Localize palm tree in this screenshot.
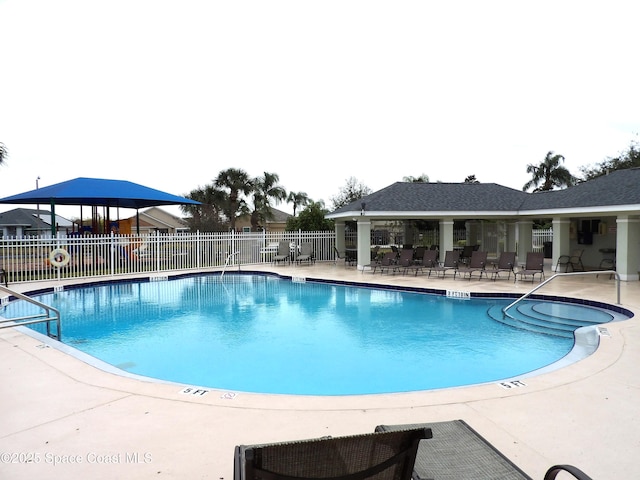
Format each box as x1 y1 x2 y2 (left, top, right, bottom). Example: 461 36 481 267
287 191 310 217
182 184 228 231
0 142 7 166
523 151 575 192
251 172 287 231
215 168 253 231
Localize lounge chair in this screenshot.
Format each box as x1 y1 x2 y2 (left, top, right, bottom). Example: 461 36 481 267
372 251 397 274
554 249 584 272
491 251 516 280
375 420 593 480
455 250 487 280
514 251 545 283
234 427 431 480
296 243 314 265
431 250 460 278
393 248 415 274
273 241 291 265
406 249 438 276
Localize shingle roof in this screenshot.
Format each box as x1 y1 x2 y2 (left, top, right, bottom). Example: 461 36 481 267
520 168 640 210
331 182 529 215
0 208 72 228
328 168 640 216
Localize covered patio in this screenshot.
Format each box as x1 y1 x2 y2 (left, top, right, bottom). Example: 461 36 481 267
328 170 640 281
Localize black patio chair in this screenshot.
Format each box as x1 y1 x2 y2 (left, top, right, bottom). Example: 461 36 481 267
234 427 431 480
376 420 593 480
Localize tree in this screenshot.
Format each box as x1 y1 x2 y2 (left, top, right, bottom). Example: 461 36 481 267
287 191 311 217
250 172 287 231
402 174 429 182
286 201 334 231
464 174 479 183
579 140 640 180
523 151 575 192
330 177 372 210
215 168 253 231
181 184 228 231
0 142 7 166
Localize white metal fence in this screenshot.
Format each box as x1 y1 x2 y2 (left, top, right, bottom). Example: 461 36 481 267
0 231 337 284
0 228 554 284
532 228 553 252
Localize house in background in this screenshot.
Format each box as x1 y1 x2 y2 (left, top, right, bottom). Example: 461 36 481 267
0 208 75 237
118 206 190 235
235 207 291 233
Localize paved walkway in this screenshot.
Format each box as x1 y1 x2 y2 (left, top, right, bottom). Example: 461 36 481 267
1 262 638 479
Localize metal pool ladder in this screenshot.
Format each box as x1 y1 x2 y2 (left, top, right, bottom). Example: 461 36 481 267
221 251 240 278
502 270 620 319
0 285 62 340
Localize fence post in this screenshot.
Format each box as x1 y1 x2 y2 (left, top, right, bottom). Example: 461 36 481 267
155 232 161 272
109 231 115 276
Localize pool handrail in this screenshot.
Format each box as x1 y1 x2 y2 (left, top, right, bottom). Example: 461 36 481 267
503 270 620 318
221 251 241 278
0 285 62 340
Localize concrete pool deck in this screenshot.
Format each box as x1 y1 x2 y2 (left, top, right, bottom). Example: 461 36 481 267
1 261 638 479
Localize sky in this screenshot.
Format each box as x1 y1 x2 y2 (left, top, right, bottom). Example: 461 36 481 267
1 0 639 220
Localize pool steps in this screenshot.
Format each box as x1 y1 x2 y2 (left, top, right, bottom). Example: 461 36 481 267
486 302 612 339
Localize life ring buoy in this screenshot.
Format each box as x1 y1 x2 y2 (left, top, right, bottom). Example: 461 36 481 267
49 248 71 267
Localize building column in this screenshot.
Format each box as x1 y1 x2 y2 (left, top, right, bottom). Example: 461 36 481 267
334 222 346 258
357 219 372 271
505 221 517 253
616 216 640 281
516 220 533 264
552 218 571 270
439 219 454 259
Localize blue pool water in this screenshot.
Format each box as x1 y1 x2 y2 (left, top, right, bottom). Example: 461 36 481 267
7 273 620 395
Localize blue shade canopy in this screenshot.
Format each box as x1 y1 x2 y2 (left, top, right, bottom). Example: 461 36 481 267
0 177 200 209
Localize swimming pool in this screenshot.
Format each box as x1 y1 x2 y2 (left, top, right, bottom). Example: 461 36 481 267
9 273 628 395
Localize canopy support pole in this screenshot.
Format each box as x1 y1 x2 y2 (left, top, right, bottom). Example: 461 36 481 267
50 200 56 237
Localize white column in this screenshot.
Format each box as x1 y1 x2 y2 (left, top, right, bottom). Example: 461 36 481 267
516 220 533 265
616 216 640 281
335 222 346 256
552 218 571 270
357 219 372 271
439 219 454 259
